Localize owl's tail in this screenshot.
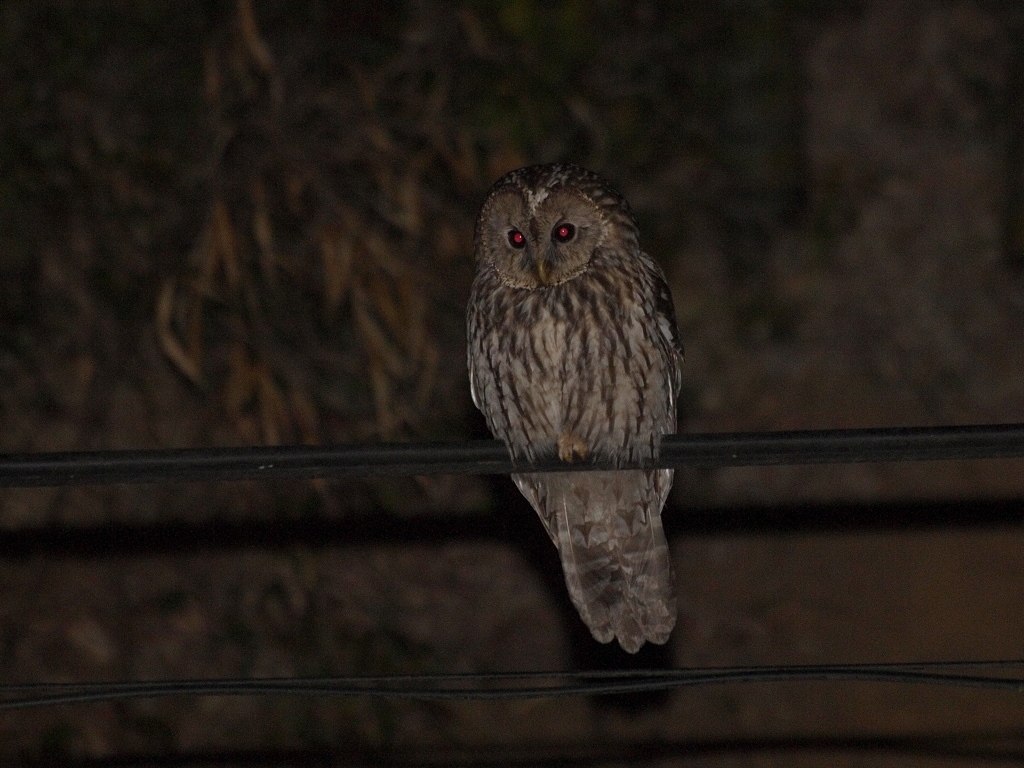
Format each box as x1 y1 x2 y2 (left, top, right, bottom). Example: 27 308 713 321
513 470 677 654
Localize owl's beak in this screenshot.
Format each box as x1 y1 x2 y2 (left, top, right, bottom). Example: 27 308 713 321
535 256 550 285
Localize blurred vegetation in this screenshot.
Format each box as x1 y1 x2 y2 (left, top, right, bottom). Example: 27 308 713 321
0 0 830 453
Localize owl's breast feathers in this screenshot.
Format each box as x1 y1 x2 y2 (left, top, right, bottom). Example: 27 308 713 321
467 256 680 467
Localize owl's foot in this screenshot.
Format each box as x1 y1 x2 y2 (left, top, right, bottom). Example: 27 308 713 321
557 432 589 463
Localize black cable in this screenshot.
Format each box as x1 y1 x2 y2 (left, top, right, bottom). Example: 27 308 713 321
21 735 1024 767
4 661 1024 710
2 423 1024 488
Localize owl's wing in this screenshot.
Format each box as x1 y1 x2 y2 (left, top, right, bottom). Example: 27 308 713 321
468 355 481 411
649 258 684 397
466 299 486 413
654 283 683 357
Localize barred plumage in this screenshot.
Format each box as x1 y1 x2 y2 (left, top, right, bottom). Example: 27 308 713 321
467 163 683 653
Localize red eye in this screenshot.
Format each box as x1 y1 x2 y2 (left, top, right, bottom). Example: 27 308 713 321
508 229 526 248
553 223 575 243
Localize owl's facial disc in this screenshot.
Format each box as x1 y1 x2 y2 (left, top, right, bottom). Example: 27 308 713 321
483 187 603 289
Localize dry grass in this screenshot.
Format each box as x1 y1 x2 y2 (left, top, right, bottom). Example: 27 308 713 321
158 0 484 442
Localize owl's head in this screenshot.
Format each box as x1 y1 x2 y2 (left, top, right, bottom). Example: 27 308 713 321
474 164 639 290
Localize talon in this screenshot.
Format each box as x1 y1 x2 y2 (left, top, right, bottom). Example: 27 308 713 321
557 432 589 463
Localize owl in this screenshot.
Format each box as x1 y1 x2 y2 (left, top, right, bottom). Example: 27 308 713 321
467 163 684 653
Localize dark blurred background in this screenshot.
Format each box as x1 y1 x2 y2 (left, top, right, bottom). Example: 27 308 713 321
4 0 1024 764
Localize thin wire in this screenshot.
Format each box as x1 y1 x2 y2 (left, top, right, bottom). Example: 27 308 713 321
4 661 1024 710
2 423 1024 487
